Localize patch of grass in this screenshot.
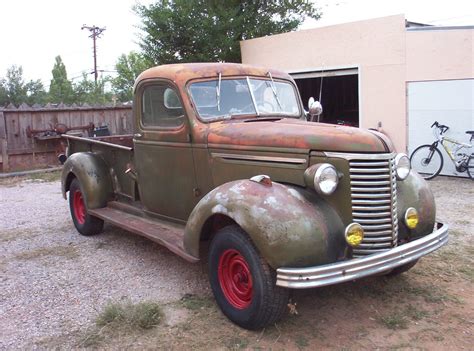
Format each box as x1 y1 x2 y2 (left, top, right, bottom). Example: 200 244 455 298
405 305 429 321
294 334 309 349
458 265 474 282
225 336 249 350
379 312 409 330
96 301 163 330
79 329 105 348
1 228 39 243
0 170 61 186
27 171 61 182
15 245 79 260
179 293 214 311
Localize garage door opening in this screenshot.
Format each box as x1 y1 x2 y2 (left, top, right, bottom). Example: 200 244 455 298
292 69 359 127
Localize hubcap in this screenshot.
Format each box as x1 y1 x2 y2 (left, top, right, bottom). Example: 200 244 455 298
218 249 253 309
73 190 86 225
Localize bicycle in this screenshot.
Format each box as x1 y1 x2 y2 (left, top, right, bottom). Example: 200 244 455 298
410 121 474 180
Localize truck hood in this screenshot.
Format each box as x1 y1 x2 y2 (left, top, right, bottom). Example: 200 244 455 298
207 118 392 153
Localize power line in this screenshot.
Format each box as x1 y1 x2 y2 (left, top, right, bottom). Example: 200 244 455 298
81 24 106 84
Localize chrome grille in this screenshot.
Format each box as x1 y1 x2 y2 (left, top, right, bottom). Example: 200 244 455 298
349 156 398 256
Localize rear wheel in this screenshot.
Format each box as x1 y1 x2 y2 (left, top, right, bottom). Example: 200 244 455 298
69 178 104 236
208 225 289 330
410 145 443 180
467 156 474 180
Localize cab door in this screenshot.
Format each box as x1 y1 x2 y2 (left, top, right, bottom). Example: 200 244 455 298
133 80 197 221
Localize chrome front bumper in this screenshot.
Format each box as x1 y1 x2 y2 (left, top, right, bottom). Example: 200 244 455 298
276 222 448 289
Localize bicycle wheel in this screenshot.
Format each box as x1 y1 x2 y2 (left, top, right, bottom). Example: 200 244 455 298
410 145 443 180
467 156 474 180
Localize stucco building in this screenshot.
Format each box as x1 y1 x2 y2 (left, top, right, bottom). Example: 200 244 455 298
241 15 473 176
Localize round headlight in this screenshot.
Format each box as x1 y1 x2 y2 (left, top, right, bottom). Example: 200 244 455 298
404 207 419 229
314 164 339 195
345 223 364 247
395 153 411 180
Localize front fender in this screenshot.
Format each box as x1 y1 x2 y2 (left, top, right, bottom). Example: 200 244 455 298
184 180 346 269
397 171 436 240
61 152 113 209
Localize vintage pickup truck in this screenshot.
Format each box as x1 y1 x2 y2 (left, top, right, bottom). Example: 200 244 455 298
60 63 448 330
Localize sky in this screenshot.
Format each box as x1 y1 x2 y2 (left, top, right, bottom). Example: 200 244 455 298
0 0 472 88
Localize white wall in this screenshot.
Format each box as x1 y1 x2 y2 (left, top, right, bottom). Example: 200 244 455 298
407 79 474 177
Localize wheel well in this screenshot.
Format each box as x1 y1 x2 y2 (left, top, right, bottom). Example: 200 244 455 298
64 172 76 193
199 214 236 257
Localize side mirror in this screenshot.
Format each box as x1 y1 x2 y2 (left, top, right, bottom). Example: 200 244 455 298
308 97 323 121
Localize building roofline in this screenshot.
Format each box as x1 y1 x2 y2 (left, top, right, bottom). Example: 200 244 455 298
407 25 474 31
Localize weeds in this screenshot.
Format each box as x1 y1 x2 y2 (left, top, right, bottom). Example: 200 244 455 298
380 313 409 330
225 336 249 350
295 334 309 349
179 293 214 311
96 301 163 330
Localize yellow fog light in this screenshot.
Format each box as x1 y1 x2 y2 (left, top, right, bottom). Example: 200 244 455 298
345 223 364 247
405 207 419 229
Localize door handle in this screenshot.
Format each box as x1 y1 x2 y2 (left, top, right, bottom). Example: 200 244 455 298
134 133 143 139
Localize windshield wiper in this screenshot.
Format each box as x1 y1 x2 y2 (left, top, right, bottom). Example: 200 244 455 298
216 72 222 111
267 71 283 110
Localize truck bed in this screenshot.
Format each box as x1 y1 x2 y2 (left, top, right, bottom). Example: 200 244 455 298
63 134 136 200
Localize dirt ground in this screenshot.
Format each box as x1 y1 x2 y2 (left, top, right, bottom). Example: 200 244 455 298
0 173 473 350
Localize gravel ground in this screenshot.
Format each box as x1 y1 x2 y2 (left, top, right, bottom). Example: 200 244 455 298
0 176 472 349
0 179 209 349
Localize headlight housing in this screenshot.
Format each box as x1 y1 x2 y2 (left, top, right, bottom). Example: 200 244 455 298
395 153 410 180
404 207 419 229
314 164 339 195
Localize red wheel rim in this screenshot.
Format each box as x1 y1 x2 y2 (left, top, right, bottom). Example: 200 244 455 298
73 190 86 225
218 249 253 309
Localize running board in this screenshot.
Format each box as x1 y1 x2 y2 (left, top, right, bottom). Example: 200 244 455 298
88 207 198 263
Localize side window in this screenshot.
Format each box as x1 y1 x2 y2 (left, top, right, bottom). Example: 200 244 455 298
142 84 184 128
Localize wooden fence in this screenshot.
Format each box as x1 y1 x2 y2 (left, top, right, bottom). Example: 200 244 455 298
0 103 133 172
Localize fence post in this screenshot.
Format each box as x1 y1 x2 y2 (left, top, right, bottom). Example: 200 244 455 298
1 138 8 172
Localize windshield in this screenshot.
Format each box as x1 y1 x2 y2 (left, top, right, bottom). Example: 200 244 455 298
189 78 300 121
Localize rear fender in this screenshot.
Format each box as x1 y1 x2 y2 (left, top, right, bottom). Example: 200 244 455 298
184 179 345 268
61 152 113 209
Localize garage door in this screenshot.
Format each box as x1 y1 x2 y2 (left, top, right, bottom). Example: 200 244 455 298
407 79 474 177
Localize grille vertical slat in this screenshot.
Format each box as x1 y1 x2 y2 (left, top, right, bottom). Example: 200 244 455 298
349 156 398 257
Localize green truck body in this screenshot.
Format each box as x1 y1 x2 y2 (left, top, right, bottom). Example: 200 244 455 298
60 63 448 329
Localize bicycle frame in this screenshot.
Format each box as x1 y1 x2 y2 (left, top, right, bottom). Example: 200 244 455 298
432 127 473 167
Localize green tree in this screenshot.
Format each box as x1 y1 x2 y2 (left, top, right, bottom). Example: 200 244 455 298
0 66 48 106
49 56 74 104
4 66 27 106
0 78 8 106
112 51 152 102
135 0 321 64
73 73 113 105
25 80 48 105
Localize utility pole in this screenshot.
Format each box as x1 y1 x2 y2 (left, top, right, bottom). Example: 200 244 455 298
81 25 106 83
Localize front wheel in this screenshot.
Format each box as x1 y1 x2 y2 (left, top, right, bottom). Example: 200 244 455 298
208 225 289 330
69 178 104 236
410 145 443 180
467 156 474 180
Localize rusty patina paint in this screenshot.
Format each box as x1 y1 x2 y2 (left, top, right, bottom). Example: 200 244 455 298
61 152 114 209
396 171 436 241
62 62 442 269
184 179 346 268
207 119 387 153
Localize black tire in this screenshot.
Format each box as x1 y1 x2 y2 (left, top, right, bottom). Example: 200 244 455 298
467 156 474 180
69 178 104 236
385 260 418 276
208 225 289 330
410 145 443 180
